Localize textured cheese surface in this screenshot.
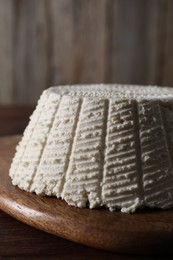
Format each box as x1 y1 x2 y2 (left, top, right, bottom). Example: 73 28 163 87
9 84 173 213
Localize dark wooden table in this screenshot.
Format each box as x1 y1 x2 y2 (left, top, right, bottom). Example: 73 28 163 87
0 107 170 259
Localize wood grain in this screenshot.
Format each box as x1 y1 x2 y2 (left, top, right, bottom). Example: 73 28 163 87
13 0 48 104
1 136 173 255
163 0 173 86
47 0 74 86
70 0 107 84
106 0 163 85
0 210 144 259
0 0 173 105
0 0 13 105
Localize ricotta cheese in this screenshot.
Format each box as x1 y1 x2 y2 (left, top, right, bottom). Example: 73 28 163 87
9 84 173 213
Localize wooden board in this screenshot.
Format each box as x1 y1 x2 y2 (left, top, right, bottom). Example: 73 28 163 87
1 135 173 255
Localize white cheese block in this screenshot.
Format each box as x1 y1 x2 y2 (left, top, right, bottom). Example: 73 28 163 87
9 84 173 213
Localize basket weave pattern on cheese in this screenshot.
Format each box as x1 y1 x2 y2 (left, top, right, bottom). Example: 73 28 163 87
9 84 173 213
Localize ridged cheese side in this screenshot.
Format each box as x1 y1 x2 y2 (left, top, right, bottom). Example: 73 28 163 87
9 91 48 180
139 101 173 208
9 85 173 213
30 96 81 197
62 98 107 208
102 100 142 213
10 91 61 190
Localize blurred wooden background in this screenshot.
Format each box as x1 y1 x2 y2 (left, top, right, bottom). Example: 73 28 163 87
0 0 173 105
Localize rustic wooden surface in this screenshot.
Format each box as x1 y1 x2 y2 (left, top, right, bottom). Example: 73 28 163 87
0 108 173 258
1 136 173 257
1 136 173 255
0 0 173 105
0 108 142 260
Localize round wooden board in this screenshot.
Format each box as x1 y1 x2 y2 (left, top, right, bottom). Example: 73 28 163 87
0 135 173 255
